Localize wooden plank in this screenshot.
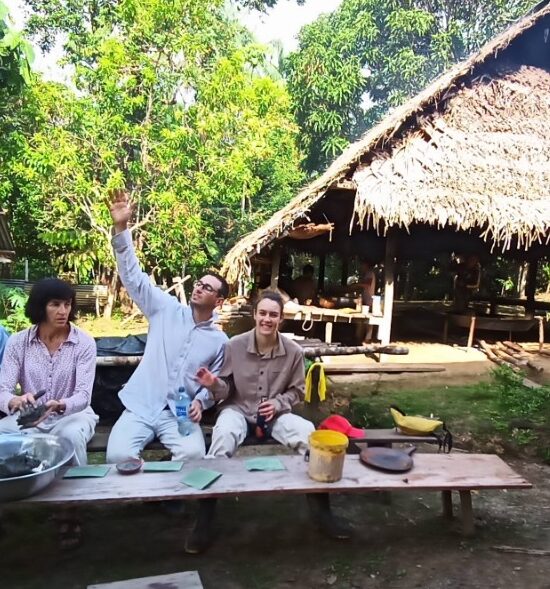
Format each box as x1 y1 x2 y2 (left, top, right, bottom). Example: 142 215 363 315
87 571 202 589
353 429 439 445
20 454 531 505
323 363 444 374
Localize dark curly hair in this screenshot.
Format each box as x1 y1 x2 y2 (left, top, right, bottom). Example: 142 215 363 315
25 278 77 324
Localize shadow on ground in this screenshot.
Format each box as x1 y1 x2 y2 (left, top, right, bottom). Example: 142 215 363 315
2 460 549 589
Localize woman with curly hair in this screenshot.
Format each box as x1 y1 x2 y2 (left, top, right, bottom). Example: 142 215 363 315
0 278 98 466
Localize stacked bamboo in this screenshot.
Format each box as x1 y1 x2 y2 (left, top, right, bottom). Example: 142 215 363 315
478 339 545 388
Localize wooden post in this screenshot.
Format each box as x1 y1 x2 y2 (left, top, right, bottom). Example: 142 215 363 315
324 321 333 344
459 490 475 536
443 316 449 344
270 246 282 290
525 259 537 314
378 232 397 345
467 315 476 348
441 490 454 519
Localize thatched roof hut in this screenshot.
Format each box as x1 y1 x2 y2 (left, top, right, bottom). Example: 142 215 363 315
222 0 550 297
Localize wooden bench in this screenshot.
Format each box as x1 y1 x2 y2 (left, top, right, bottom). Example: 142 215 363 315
86 425 437 454
86 424 279 454
20 453 531 537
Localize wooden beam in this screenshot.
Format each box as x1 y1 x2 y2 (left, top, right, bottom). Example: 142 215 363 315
330 179 356 191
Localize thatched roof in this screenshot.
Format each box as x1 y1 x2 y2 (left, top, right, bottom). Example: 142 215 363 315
222 1 550 286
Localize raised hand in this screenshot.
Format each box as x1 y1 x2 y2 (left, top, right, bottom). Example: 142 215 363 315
109 188 133 232
195 367 218 389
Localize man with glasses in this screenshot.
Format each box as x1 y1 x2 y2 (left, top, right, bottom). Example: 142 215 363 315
105 190 229 464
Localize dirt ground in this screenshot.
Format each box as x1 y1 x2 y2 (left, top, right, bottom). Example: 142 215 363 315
4 320 549 588
2 454 549 589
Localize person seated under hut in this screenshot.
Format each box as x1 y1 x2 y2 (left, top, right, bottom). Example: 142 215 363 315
188 290 351 554
291 263 318 305
452 254 481 313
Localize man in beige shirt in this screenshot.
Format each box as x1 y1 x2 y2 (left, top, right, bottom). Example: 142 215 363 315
188 290 351 553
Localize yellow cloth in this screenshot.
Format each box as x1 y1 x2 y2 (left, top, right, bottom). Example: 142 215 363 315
305 362 327 403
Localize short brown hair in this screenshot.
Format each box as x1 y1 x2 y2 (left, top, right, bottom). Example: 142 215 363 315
253 290 284 315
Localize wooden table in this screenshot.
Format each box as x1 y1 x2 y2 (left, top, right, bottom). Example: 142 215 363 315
19 454 530 536
283 308 385 344
443 313 544 348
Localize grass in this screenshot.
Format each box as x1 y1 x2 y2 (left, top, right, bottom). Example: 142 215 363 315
349 383 498 433
76 313 148 337
347 366 550 460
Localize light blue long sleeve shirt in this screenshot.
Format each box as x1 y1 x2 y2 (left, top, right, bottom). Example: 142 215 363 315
112 229 227 423
0 325 9 366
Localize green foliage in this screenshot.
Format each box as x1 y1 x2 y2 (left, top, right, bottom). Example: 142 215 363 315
348 369 550 457
285 0 540 173
2 0 303 284
489 365 550 419
349 382 497 430
0 0 34 90
0 285 30 332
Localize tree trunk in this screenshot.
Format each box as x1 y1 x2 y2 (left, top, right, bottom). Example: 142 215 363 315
517 262 528 298
103 269 119 319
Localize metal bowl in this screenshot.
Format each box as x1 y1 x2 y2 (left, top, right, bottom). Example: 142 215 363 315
0 433 74 502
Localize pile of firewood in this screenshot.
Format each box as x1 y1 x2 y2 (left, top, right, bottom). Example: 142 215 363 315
478 340 546 387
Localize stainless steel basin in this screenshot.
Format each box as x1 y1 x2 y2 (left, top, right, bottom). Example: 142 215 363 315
0 433 74 502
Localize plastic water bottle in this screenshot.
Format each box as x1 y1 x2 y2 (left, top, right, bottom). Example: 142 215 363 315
175 387 193 436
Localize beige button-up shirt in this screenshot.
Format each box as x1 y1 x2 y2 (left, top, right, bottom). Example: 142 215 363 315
210 329 305 422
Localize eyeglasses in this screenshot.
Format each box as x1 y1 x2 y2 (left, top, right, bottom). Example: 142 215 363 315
193 280 219 295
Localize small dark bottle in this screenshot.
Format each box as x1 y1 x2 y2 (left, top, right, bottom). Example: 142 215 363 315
255 396 269 438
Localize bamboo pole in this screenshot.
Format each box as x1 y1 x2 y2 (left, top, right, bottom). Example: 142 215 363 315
493 347 528 368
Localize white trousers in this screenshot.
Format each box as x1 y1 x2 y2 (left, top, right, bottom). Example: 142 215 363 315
0 406 98 466
106 408 205 463
207 407 315 458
